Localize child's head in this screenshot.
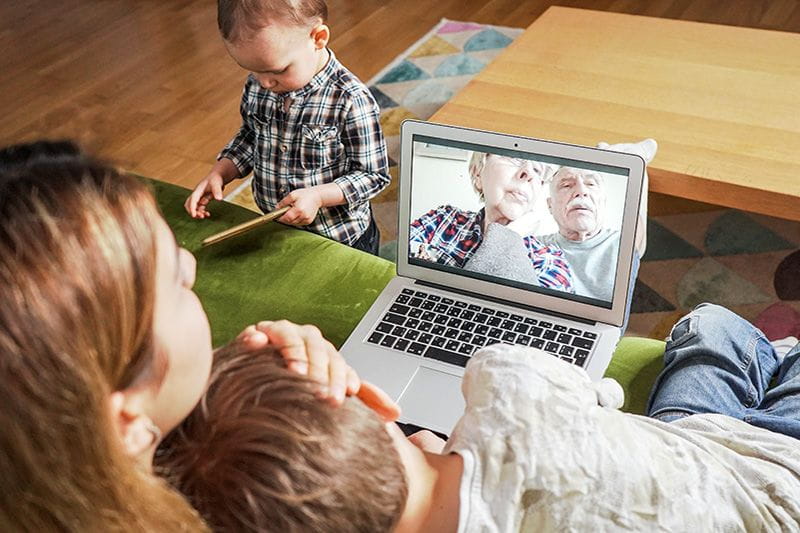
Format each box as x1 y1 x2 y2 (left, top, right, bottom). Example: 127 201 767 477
157 346 409 532
218 0 331 93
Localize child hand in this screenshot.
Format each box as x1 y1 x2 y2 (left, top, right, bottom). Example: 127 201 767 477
277 187 323 226
185 172 226 219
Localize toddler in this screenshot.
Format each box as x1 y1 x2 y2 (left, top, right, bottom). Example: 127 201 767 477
185 0 390 255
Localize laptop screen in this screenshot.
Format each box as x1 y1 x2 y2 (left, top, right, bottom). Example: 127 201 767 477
407 134 631 309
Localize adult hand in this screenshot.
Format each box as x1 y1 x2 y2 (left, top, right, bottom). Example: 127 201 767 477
277 187 323 226
233 321 400 419
185 172 226 219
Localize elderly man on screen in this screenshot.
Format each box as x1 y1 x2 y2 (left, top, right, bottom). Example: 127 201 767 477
539 139 657 315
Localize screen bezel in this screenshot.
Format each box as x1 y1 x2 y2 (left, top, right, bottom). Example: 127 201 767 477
396 120 645 327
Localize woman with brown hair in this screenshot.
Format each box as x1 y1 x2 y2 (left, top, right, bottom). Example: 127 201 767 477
0 140 389 530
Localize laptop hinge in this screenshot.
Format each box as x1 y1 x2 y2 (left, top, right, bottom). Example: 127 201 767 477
416 280 597 326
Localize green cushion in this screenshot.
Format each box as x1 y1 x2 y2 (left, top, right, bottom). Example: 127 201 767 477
153 180 665 414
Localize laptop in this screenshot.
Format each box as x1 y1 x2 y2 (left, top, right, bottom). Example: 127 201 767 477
341 120 645 434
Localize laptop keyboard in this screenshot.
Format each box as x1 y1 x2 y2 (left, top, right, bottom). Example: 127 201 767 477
366 288 597 368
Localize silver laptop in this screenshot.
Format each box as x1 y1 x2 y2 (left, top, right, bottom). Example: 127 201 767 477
341 120 645 434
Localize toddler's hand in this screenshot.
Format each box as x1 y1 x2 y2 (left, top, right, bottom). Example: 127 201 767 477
277 187 323 226
185 172 226 219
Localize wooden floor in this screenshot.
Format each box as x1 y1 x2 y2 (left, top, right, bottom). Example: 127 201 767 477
2 0 800 189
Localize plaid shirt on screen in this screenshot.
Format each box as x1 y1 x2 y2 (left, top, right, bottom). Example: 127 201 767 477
409 205 574 292
219 49 390 245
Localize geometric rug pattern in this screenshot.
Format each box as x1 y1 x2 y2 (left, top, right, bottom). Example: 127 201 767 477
226 19 800 342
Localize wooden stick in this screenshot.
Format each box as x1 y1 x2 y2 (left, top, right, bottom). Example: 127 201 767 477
201 206 290 247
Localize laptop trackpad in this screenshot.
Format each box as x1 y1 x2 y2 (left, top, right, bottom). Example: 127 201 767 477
398 366 466 435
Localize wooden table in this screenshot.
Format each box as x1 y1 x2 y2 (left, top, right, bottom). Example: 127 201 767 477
431 7 800 221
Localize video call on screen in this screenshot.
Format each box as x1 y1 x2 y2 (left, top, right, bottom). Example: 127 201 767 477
407 135 630 309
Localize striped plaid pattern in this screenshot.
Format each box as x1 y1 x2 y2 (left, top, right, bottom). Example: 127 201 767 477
220 50 390 245
409 205 574 292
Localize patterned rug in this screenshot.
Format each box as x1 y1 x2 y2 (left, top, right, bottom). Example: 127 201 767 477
226 19 800 341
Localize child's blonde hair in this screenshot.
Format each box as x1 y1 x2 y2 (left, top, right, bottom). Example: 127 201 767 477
218 0 328 41
157 345 408 532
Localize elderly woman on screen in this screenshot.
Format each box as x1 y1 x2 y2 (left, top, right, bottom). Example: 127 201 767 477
409 151 573 292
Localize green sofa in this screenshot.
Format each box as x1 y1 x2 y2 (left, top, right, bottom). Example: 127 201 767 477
154 180 666 415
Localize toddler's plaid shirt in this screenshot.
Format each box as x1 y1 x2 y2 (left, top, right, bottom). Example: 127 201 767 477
409 205 574 292
220 50 390 245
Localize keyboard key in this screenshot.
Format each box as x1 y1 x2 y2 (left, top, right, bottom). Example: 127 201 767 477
434 304 449 313
500 319 516 331
380 335 397 348
557 333 572 344
428 294 441 302
447 317 462 328
431 336 447 347
376 322 393 333
583 331 598 339
419 322 433 332
414 290 427 297
444 328 459 339
544 341 559 353
407 342 426 356
572 337 594 349
405 330 420 341
424 346 469 367
502 331 517 343
460 310 475 321
543 330 558 341
575 349 589 364
421 300 435 310
390 303 409 315
514 323 529 334
457 331 473 343
409 297 424 307
531 339 545 349
481 307 495 315
496 311 509 318
473 335 487 347
453 300 467 308
445 340 460 352
524 317 538 325
394 338 410 351
434 314 449 324
489 327 503 339
539 321 553 329
408 309 423 318
396 295 410 304
468 304 482 311
461 322 476 332
517 334 532 345
458 343 475 355
474 313 489 324
447 307 462 317
554 324 567 332
569 328 583 335
431 325 445 335
405 318 420 329
392 326 407 337
368 332 383 344
442 298 454 305
383 313 405 325
401 288 414 295
419 333 433 344
421 311 436 321
510 314 523 321
487 316 502 326
559 345 574 356
530 326 544 338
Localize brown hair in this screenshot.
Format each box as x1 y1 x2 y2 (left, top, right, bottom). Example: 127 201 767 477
218 0 328 42
0 141 207 531
157 346 408 532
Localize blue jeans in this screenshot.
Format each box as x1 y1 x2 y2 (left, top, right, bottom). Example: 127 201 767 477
647 303 800 440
